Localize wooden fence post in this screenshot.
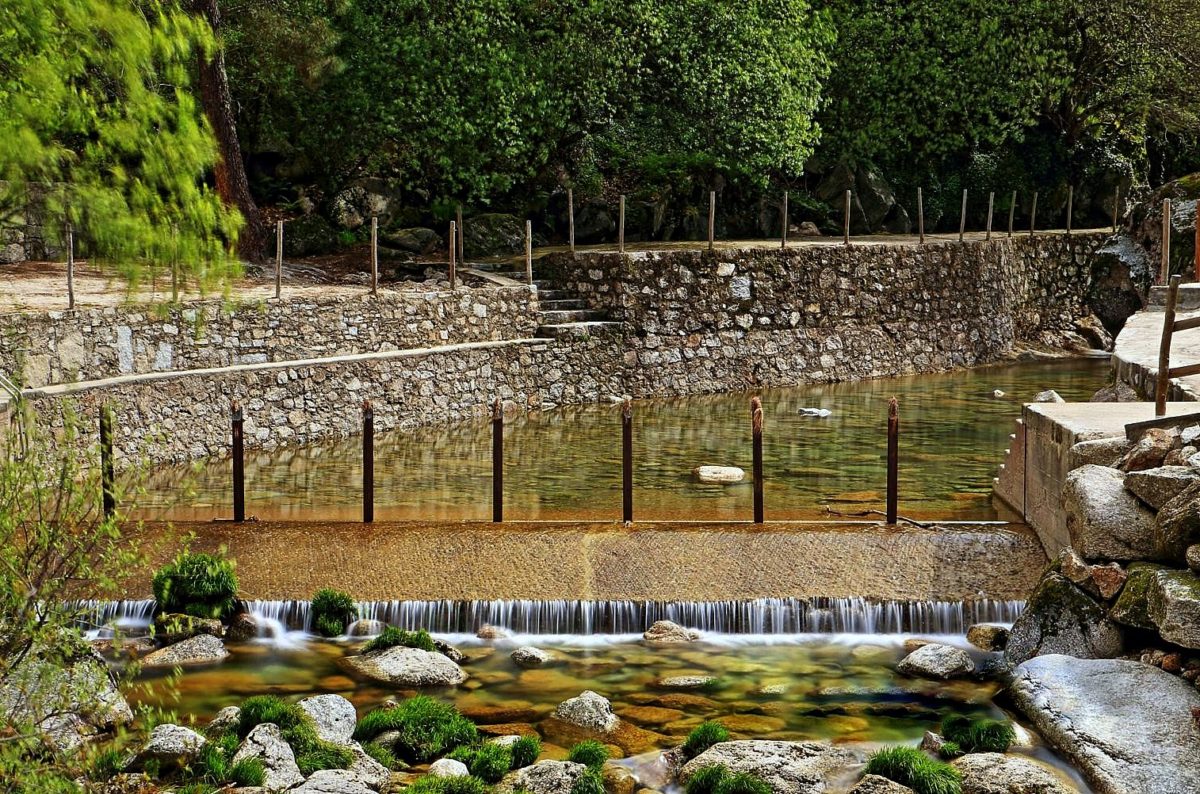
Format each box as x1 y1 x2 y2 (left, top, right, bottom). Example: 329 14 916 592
1066 186 1074 236
1162 199 1172 284
66 223 75 310
1113 186 1121 233
986 192 994 241
618 195 626 254
370 217 379 295
1008 191 1017 238
456 204 464 266
708 190 716 252
492 398 503 522
231 400 245 523
449 221 457 289
1029 191 1039 237
1195 199 1200 282
1157 274 1181 416
622 398 633 523
99 403 115 519
886 398 899 524
362 399 374 524
843 190 851 246
568 188 576 257
525 220 533 285
275 220 283 299
958 189 968 242
751 396 764 524
917 188 925 244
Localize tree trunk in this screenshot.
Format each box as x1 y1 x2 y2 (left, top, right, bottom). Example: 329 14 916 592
191 0 265 262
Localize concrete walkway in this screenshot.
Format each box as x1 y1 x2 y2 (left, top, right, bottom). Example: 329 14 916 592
1115 297 1200 401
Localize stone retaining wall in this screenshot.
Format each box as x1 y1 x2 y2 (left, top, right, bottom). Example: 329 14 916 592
0 285 538 388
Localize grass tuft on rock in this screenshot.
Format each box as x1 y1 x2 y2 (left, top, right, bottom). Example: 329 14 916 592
152 551 238 619
510 735 542 769
865 746 961 794
566 740 609 772
570 769 606 794
362 741 404 770
682 721 730 759
364 626 437 653
448 742 512 782
236 694 353 774
684 764 770 794
407 774 490 794
353 695 478 762
228 758 266 787
940 715 1015 754
311 588 358 638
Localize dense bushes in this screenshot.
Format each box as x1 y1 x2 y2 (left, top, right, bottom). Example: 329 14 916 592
864 747 961 794
353 695 477 763
310 588 358 637
152 552 239 619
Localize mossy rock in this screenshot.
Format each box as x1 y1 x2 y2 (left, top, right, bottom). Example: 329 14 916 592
1147 568 1200 649
1006 572 1124 665
1109 562 1167 629
284 214 342 257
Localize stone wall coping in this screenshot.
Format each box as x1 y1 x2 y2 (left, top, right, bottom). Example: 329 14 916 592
20 337 549 398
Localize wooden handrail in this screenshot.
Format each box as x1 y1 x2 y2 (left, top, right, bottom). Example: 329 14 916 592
1157 274 1183 415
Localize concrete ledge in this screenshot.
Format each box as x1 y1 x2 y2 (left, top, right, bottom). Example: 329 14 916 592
126 520 1049 602
1114 307 1200 401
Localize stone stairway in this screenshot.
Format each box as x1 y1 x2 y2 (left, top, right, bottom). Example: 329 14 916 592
482 265 620 338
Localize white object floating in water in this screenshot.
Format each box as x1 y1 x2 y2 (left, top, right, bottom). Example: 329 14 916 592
693 465 746 484
798 407 832 417
992 389 1006 398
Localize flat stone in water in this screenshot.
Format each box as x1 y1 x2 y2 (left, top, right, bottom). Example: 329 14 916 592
653 675 717 690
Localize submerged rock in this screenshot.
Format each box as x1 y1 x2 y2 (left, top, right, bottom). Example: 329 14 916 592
553 690 618 733
678 741 858 794
341 646 467 687
643 621 699 644
1009 655 1200 794
692 465 745 484
142 634 229 667
511 646 556 669
1033 389 1065 403
233 723 304 791
654 676 718 690
1064 465 1158 561
951 752 1073 794
895 643 975 680
1006 573 1123 665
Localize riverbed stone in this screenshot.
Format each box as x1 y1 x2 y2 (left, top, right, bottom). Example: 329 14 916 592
1008 655 1200 794
225 612 264 643
298 694 357 744
1118 427 1180 472
208 705 241 734
678 741 858 794
477 625 511 640
348 619 386 637
1124 466 1200 510
495 760 589 794
1064 465 1159 561
1155 480 1200 562
951 753 1073 794
1006 573 1124 665
512 646 556 669
130 723 207 771
850 775 914 793
896 643 975 680
692 465 745 484
1147 568 1200 649
289 770 376 794
966 624 1009 652
233 723 304 792
653 676 718 690
429 758 470 777
142 634 229 667
153 613 224 644
0 649 133 746
553 691 618 733
643 620 699 643
341 646 467 687
1033 389 1065 403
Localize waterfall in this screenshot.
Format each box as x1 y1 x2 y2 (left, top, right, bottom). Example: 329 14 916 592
73 599 156 637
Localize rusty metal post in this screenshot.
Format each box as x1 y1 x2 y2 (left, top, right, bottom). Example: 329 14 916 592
1162 199 1172 284
66 223 75 310
622 398 633 523
917 188 925 244
708 190 716 252
843 190 851 246
449 220 457 289
99 403 115 519
568 188 576 257
780 191 788 249
1008 191 1017 238
1029 191 1038 237
275 220 283 299
985 192 994 240
363 399 374 523
1157 275 1181 416
232 401 245 523
492 398 503 522
1066 186 1074 236
456 204 464 266
751 396 764 524
618 195 626 254
958 188 968 242
525 221 533 285
370 216 379 295
886 397 899 524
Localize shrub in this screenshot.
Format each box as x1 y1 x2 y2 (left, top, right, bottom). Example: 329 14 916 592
237 694 354 774
90 748 125 781
152 551 239 619
364 626 437 653
570 769 605 794
864 747 962 794
311 588 358 638
353 695 478 762
567 740 609 771
510 735 542 769
683 722 730 760
229 758 266 787
937 741 963 760
362 741 402 770
449 743 512 783
940 715 1015 754
407 775 490 794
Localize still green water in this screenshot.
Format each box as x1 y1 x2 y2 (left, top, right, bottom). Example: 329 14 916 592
142 358 1108 522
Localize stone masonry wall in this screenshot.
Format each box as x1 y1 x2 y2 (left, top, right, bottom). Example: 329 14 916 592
0 285 539 388
541 234 1106 396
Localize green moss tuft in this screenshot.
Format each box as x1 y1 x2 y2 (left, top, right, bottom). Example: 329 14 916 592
364 626 437 653
570 769 605 794
448 742 512 782
237 694 353 774
510 735 542 769
311 588 358 638
407 775 490 794
865 746 961 794
941 715 1014 754
685 764 729 794
228 758 266 787
683 721 730 760
566 740 609 772
362 741 403 770
353 695 477 762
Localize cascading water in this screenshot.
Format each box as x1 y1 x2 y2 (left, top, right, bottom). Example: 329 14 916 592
74 599 156 637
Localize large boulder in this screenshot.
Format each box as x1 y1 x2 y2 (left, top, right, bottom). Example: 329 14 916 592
1006 573 1124 665
1063 465 1158 561
462 213 527 257
340 646 467 687
1068 437 1131 469
289 769 376 794
382 228 442 255
1118 428 1179 472
1124 466 1200 510
1009 655 1200 794
951 753 1074 794
553 690 618 733
849 776 914 794
679 741 858 794
129 723 207 771
232 723 305 791
1155 480 1200 561
141 634 229 667
1108 562 1166 629
298 694 357 745
1147 568 1200 649
1132 176 1199 286
643 621 700 644
1088 235 1150 336
895 643 975 680
495 760 590 794
225 612 264 643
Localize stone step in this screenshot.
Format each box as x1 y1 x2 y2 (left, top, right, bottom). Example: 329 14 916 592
539 309 604 324
538 289 574 301
539 298 586 311
535 321 623 339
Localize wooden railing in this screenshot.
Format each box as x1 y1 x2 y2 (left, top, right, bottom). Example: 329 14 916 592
1155 274 1200 414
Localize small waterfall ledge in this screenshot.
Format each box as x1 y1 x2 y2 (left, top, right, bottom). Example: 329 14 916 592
84 597 1023 637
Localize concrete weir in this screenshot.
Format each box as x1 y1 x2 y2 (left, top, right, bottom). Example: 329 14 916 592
129 520 1046 603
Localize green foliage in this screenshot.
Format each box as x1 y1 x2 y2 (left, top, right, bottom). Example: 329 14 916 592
940 715 1016 755
938 741 963 760
407 774 490 794
362 741 403 771
684 765 769 794
229 758 267 787
510 735 542 769
91 748 126 781
716 773 773 794
566 740 608 772
865 747 962 794
449 742 512 783
237 695 353 774
682 722 730 760
353 696 478 762
311 588 358 638
570 769 606 794
152 552 239 620
0 0 240 286
364 626 436 653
